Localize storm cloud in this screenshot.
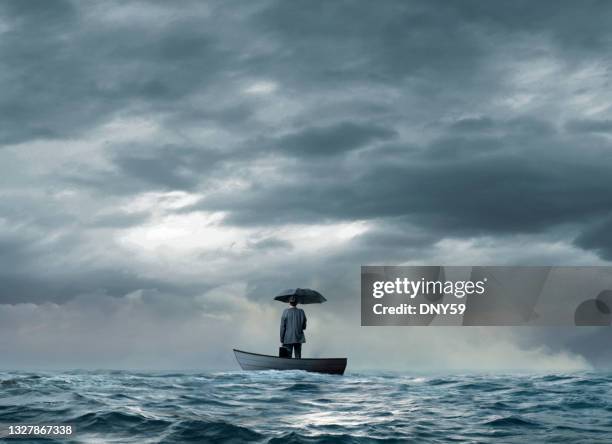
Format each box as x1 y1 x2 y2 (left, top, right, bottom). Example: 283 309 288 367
1 0 612 370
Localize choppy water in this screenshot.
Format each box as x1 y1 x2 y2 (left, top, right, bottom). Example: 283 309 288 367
1 370 611 443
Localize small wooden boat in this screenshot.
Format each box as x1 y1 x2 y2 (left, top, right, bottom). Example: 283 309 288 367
233 349 347 375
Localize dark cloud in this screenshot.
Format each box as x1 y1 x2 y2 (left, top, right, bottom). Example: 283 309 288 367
0 228 205 304
566 119 612 134
252 0 488 86
62 144 228 194
452 0 612 52
248 237 293 251
0 0 76 31
447 117 556 138
575 217 612 261
88 211 151 228
352 222 438 251
113 146 204 190
274 122 397 158
448 117 497 133
0 0 233 145
0 269 186 305
189 125 612 238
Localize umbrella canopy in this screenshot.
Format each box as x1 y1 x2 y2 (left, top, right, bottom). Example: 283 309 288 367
274 288 327 304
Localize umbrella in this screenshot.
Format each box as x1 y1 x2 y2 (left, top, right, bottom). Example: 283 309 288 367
274 288 327 304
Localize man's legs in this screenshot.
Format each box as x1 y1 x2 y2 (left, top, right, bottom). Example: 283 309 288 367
294 343 302 359
281 344 291 358
283 344 301 358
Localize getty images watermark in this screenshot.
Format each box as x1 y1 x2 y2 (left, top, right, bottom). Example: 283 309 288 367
361 266 612 326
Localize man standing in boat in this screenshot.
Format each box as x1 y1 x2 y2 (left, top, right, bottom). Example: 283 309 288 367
280 296 307 358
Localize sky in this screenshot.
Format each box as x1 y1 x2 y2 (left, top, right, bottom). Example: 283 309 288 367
1 0 612 371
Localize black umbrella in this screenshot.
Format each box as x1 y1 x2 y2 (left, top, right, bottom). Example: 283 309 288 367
274 288 327 304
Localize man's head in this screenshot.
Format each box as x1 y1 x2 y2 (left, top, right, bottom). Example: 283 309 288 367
289 296 298 307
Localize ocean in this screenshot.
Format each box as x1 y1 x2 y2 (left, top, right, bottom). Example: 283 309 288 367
1 370 611 443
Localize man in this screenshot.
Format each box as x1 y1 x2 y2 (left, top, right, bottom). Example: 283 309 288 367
280 296 307 358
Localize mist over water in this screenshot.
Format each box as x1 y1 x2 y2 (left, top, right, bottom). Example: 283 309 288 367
1 370 611 443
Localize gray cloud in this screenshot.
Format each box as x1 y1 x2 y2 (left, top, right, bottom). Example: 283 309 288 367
0 0 235 145
575 217 612 260
113 146 209 191
0 228 201 305
274 122 397 158
88 210 152 228
248 237 293 251
566 119 612 134
189 124 612 237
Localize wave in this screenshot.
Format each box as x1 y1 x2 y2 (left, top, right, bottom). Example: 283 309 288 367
484 416 540 427
72 410 172 433
0 375 44 387
539 374 576 382
427 378 457 386
563 400 604 409
1 371 611 443
268 431 402 443
456 381 505 392
166 420 263 442
282 382 321 392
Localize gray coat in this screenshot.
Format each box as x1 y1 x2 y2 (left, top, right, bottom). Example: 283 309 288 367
280 307 307 344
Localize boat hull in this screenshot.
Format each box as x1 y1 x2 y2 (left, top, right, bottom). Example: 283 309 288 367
233 349 347 375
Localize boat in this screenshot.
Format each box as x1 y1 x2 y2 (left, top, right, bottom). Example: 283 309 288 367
233 349 347 375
